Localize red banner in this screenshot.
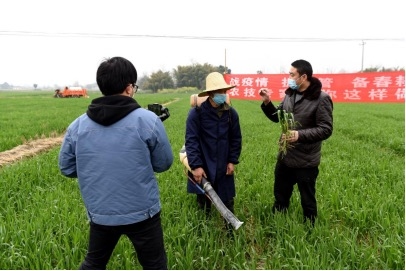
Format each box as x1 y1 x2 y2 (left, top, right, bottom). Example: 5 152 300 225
224 71 405 103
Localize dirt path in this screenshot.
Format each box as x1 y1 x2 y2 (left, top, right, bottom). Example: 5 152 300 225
0 136 64 167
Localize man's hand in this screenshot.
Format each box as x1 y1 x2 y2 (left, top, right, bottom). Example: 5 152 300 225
192 167 206 184
259 88 271 105
226 163 235 175
282 130 299 143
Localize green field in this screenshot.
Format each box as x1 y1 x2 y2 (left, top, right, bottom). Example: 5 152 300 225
0 91 404 269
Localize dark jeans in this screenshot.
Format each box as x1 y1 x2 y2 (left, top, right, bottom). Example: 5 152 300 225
79 212 167 270
273 161 319 224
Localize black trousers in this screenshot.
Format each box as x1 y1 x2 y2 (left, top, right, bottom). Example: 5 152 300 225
79 212 167 270
273 161 319 223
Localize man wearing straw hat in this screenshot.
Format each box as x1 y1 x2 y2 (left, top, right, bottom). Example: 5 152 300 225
185 72 242 230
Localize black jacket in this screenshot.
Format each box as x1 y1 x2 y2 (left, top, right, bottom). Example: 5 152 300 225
261 77 333 168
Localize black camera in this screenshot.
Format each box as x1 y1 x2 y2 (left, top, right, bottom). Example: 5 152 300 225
147 103 170 122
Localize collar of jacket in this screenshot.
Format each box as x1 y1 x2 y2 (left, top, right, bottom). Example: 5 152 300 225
285 77 322 100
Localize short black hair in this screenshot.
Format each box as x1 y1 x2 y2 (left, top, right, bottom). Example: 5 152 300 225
96 56 137 96
291 59 313 79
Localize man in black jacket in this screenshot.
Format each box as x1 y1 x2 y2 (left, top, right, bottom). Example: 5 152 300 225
259 59 333 226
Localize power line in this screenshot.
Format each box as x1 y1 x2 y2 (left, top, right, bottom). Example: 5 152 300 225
0 30 404 42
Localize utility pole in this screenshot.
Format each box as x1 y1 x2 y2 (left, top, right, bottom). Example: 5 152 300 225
224 48 227 74
360 40 366 72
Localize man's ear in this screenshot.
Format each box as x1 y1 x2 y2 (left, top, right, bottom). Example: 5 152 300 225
303 74 308 81
124 85 132 95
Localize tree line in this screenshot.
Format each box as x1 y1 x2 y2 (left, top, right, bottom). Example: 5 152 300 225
138 63 231 93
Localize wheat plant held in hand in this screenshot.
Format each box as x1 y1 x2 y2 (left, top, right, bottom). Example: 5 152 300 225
277 109 299 157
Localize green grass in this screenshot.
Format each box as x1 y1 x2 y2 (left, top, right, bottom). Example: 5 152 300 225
0 91 404 269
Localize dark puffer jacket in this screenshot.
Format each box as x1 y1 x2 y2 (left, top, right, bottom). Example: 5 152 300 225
261 77 333 168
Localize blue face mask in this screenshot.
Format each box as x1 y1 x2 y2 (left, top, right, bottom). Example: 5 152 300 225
212 93 227 105
288 76 304 90
288 78 299 90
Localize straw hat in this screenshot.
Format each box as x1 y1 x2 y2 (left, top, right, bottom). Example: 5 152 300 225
198 72 235 97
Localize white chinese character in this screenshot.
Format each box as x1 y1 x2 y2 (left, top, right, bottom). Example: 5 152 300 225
395 88 405 100
229 88 239 97
279 89 286 99
352 77 369 88
319 78 334 88
395 75 405 87
343 89 361 100
255 77 269 87
368 89 388 100
241 77 254 87
243 87 256 98
229 78 240 87
282 77 289 88
373 76 392 88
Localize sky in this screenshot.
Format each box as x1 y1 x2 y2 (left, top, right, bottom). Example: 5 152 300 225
0 0 404 87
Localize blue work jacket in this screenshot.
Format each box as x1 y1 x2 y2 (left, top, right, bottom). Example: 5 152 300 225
59 97 173 226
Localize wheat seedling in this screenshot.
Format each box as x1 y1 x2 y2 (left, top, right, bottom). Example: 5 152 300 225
277 109 299 157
